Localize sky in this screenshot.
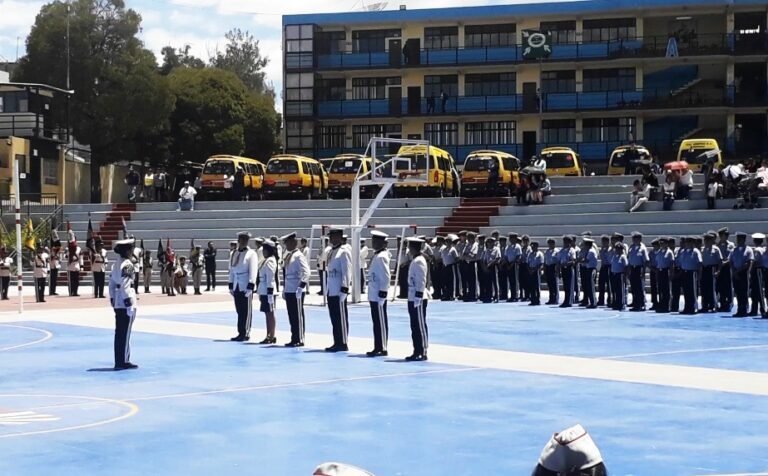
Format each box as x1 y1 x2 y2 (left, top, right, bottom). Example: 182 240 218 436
0 0 530 111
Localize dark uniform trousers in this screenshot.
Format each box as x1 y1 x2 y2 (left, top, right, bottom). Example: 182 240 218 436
598 265 610 306
529 268 541 305
478 266 490 302
560 266 575 306
284 293 305 344
49 269 58 295
205 262 217 290
398 265 409 298
369 301 388 351
545 264 558 304
649 267 658 309
716 264 733 311
763 269 768 317
497 264 509 301
462 262 478 302
490 265 499 301
700 266 718 311
68 271 80 296
611 272 626 310
656 268 671 313
507 263 520 301
573 266 580 304
35 277 46 302
733 268 750 316
0 276 9 299
681 270 699 314
749 267 766 315
93 272 106 298
629 266 645 309
442 264 459 300
114 308 136 367
327 295 349 346
407 299 428 355
519 263 530 300
670 268 683 312
233 290 253 338
581 267 596 307
134 272 140 294
431 264 443 300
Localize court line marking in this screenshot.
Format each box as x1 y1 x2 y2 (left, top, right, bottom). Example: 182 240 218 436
0 324 53 352
601 344 768 360
692 473 768 476
0 394 138 439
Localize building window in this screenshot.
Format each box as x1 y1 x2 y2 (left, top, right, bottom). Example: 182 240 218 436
465 73 516 96
583 117 635 142
424 122 458 146
43 158 59 185
352 124 402 148
285 73 314 117
317 78 346 101
285 24 314 69
424 75 458 98
541 70 576 93
540 20 576 44
424 26 459 49
582 18 636 43
465 121 516 145
583 68 636 92
351 77 401 100
542 119 576 143
285 120 314 151
465 24 516 48
318 125 346 149
316 31 346 54
352 29 401 53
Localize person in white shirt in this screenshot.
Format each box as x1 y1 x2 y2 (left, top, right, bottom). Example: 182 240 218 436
300 237 310 261
109 238 139 370
177 181 197 211
190 245 204 295
406 237 430 361
676 168 694 200
228 231 259 342
325 228 352 352
142 245 153 294
628 179 651 213
366 231 391 357
281 233 310 347
317 238 331 296
33 245 49 303
441 235 460 301
66 239 83 297
174 256 189 295
91 238 108 298
0 246 12 300
132 242 143 294
49 231 62 296
359 238 369 294
256 239 278 344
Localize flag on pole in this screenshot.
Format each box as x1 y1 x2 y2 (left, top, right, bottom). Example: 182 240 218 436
157 239 164 261
24 219 36 250
166 238 175 263
86 216 95 253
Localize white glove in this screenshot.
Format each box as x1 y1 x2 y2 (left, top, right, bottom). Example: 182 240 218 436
339 292 348 301
413 298 422 308
127 307 137 318
296 287 304 298
268 294 274 305
245 290 253 298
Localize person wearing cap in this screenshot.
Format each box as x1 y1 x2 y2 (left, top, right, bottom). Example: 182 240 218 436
91 238 108 299
526 241 544 305
176 180 197 211
578 238 598 308
157 243 169 295
610 242 629 311
49 231 62 296
366 231 391 357
496 236 509 301
132 241 143 295
678 237 702 314
174 256 189 295
648 238 660 311
543 238 560 305
282 233 310 347
519 235 532 302
730 232 754 317
431 236 445 301
596 235 611 307
454 231 467 300
33 245 49 303
164 245 177 297
66 236 83 297
300 237 310 262
700 233 723 313
0 246 11 300
142 243 153 294
326 228 352 352
627 232 649 312
256 239 279 344
654 237 675 313
480 237 500 303
204 241 217 292
190 245 204 295
716 227 735 312
109 238 139 370
749 233 766 317
317 237 331 296
533 424 607 476
461 232 479 302
228 232 259 342
359 238 370 294
556 236 577 308
505 233 522 302
406 237 429 361
441 234 460 301
668 237 683 313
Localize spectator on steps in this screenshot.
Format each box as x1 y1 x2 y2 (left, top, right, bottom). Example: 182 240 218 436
177 181 197 211
154 169 167 202
676 167 694 200
629 179 651 213
707 171 722 209
662 172 676 211
143 170 154 201
233 166 246 201
124 165 140 203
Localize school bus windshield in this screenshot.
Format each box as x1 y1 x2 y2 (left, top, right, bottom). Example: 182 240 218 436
463 157 496 171
330 159 362 174
203 160 235 175
394 154 428 170
680 148 715 164
542 152 575 169
611 149 649 167
266 159 299 174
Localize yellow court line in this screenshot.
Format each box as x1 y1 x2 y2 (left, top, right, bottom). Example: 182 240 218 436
0 324 53 352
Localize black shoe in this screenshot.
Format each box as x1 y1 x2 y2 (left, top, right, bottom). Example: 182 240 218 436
114 363 138 370
405 354 427 361
230 335 246 342
205 288 210 292
325 344 348 352
732 313 748 318
284 342 304 347
559 304 572 308
748 312 758 317
194 292 202 295
258 336 277 344
586 305 598 309
366 350 388 357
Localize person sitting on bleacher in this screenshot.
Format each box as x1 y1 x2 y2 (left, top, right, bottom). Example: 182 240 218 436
628 179 651 213
676 168 694 200
662 171 677 211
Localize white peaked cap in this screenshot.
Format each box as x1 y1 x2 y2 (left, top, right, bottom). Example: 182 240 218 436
538 424 603 472
370 230 388 239
752 233 765 240
313 462 375 476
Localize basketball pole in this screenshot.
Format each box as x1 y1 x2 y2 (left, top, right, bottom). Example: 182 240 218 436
13 151 24 314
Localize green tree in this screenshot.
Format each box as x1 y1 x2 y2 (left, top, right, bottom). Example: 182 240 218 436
14 0 174 203
159 45 205 76
211 28 271 94
243 93 281 161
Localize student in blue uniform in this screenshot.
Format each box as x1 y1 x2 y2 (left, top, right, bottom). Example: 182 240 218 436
527 241 544 305
544 238 560 305
462 232 480 302
679 236 703 314
627 232 649 311
716 227 735 312
228 231 259 342
597 235 611 307
655 237 675 313
366 230 391 357
700 232 723 313
497 236 509 302
505 233 522 302
557 235 577 308
669 237 683 313
579 238 598 308
749 233 766 317
519 235 532 302
610 242 629 311
730 232 754 318
648 238 660 311
109 238 139 370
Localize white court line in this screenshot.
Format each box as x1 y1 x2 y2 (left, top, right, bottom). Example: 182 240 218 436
693 473 768 476
602 344 768 360
0 324 53 352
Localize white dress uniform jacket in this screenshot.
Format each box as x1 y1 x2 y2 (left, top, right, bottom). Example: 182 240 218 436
133 247 143 272
0 257 12 277
91 249 108 273
367 249 391 302
228 247 259 292
33 253 49 278
50 251 61 270
318 245 331 270
359 245 370 270
283 249 310 293
408 254 430 301
109 258 136 309
327 245 352 296
67 247 83 271
257 256 277 295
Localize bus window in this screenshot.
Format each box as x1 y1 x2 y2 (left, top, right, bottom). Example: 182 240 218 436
203 160 235 176
266 159 299 174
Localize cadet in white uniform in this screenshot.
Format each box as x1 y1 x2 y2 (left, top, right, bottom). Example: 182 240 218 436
142 245 153 293
317 238 331 295
0 246 12 300
406 237 430 361
132 244 143 294
281 233 310 347
257 239 278 344
175 256 189 294
33 246 49 303
228 232 259 342
325 228 352 352
190 245 204 295
366 231 391 357
49 231 62 296
109 238 138 370
441 234 460 301
66 238 83 297
91 238 108 298
359 238 369 294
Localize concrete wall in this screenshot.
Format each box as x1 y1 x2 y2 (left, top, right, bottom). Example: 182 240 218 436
0 136 31 195
100 163 130 204
63 159 90 204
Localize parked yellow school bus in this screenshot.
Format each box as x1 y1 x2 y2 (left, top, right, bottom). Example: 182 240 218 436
263 154 328 200
608 145 652 175
200 155 265 200
539 147 583 176
327 154 381 198
676 138 724 172
461 150 522 196
392 145 457 197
